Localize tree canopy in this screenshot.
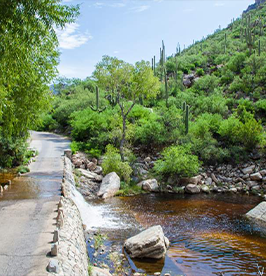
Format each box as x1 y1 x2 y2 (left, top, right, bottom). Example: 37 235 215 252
0 0 79 166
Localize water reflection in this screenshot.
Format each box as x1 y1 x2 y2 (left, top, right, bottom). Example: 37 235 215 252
89 194 266 276
0 172 61 200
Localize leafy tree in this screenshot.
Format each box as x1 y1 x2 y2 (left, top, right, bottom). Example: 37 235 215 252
94 56 160 161
0 0 79 166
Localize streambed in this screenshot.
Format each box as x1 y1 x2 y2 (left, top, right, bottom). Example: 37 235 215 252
87 193 266 276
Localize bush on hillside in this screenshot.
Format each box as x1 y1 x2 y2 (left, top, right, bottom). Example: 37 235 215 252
154 145 200 178
102 145 132 183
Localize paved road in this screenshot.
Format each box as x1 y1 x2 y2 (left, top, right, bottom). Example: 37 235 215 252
0 131 70 276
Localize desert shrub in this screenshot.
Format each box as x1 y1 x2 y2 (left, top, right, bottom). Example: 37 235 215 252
71 108 113 150
229 76 246 93
256 99 266 112
37 113 58 131
192 75 219 94
134 112 165 146
0 135 28 168
196 68 204 76
102 145 132 183
219 110 263 149
227 52 246 74
188 113 227 163
193 91 228 116
154 145 200 178
220 69 234 85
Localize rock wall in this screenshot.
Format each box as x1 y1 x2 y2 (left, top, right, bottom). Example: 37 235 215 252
47 156 88 276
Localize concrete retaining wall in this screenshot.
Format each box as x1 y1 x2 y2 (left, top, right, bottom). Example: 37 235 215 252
47 156 88 276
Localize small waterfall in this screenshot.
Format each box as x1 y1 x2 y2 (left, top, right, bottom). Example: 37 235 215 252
69 181 127 230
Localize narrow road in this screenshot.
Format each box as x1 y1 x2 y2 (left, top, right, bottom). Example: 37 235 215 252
0 131 70 276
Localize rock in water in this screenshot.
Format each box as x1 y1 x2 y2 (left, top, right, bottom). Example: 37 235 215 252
124 225 169 259
185 184 200 194
97 172 120 199
138 179 159 192
246 202 266 225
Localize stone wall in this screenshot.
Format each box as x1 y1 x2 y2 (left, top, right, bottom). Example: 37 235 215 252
47 156 88 276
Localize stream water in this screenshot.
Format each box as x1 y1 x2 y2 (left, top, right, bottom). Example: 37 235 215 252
85 194 266 276
1 171 266 276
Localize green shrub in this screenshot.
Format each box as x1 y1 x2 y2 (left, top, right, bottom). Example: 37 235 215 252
0 135 28 168
219 110 263 149
71 108 113 150
37 113 58 131
196 68 204 76
154 145 200 178
17 165 30 174
256 99 266 112
102 145 132 183
192 75 219 94
227 52 246 74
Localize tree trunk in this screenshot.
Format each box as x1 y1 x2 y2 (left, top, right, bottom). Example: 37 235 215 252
120 115 126 162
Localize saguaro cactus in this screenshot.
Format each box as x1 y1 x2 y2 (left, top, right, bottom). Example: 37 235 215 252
90 86 106 112
182 102 189 134
164 69 169 108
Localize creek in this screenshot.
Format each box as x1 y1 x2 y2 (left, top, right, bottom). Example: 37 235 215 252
84 193 266 276
1 171 266 275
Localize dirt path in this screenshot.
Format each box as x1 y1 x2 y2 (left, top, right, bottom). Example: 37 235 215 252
0 131 70 276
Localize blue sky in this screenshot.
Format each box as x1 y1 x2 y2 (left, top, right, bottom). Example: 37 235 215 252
57 0 254 79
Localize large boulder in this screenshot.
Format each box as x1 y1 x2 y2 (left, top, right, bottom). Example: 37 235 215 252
185 184 200 194
124 225 169 259
97 172 120 199
246 202 266 225
138 179 159 192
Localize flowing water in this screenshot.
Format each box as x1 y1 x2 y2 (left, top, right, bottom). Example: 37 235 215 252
1 169 266 276
86 193 266 276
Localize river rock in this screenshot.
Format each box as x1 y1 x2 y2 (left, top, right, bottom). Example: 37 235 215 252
242 165 255 175
185 184 200 194
87 161 97 171
91 267 112 276
246 201 266 225
211 173 218 184
139 179 159 192
205 177 212 185
124 225 169 259
180 175 202 185
201 185 210 194
78 169 103 182
260 170 266 176
97 172 120 199
94 166 103 175
250 172 262 181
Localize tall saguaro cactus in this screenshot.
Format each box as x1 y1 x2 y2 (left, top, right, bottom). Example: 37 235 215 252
224 33 227 54
90 86 106 113
164 69 169 108
182 102 189 135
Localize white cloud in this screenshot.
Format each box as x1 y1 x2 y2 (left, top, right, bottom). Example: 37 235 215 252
114 50 119 54
56 23 92 50
110 2 126 8
130 5 150 13
214 2 225 7
94 2 105 8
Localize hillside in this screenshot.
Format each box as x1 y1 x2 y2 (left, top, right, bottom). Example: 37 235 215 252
40 2 266 182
